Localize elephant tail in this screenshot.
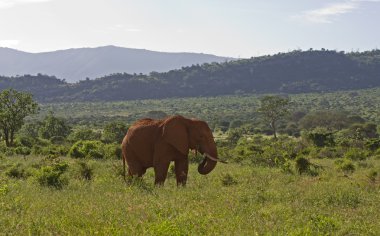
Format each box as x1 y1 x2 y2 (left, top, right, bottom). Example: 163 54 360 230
122 154 126 182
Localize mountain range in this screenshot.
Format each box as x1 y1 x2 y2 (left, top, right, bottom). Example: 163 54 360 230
1 49 380 102
0 46 231 83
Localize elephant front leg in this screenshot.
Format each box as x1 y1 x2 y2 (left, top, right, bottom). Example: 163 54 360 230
154 160 170 186
175 158 189 186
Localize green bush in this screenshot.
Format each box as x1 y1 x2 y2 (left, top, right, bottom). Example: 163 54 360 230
335 159 355 174
67 128 101 143
104 143 122 159
344 148 368 161
69 140 105 159
14 147 31 156
50 136 66 144
226 129 243 145
4 148 15 156
36 162 69 189
295 157 310 175
365 138 380 151
76 161 94 180
294 156 319 176
6 164 30 179
32 144 69 157
17 136 35 148
303 127 335 147
39 112 71 139
102 121 128 143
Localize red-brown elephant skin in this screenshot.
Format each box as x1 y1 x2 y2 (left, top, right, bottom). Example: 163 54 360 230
121 115 219 186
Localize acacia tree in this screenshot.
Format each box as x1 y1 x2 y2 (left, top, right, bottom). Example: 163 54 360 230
0 89 39 146
258 95 290 139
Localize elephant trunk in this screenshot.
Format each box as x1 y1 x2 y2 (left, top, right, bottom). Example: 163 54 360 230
197 146 218 175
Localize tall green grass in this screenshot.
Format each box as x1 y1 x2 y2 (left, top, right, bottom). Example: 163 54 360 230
1 156 379 235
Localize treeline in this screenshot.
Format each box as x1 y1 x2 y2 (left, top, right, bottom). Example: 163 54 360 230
1 49 380 102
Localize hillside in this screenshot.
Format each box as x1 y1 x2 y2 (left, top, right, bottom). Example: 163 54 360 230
0 46 230 83
1 49 380 102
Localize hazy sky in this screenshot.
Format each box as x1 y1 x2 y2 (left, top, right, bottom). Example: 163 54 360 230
0 0 379 57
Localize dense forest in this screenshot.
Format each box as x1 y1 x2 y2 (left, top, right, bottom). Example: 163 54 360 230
1 49 380 102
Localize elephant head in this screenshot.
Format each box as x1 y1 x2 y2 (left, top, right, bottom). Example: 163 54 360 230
162 115 219 175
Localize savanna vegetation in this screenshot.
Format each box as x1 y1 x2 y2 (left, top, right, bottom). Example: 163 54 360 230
1 87 380 234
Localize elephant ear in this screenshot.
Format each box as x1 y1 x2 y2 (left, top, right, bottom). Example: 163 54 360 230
162 116 189 156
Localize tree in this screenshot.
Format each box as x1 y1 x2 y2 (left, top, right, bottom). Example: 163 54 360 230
68 128 101 142
0 89 39 146
102 121 128 143
39 111 71 140
258 95 290 139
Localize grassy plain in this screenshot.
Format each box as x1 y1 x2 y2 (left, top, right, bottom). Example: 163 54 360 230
37 88 380 126
1 156 380 235
1 88 380 235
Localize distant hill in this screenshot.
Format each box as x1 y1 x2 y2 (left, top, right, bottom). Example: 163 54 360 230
1 49 380 102
0 46 231 83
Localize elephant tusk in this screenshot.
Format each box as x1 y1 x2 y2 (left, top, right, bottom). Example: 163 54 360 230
204 153 228 164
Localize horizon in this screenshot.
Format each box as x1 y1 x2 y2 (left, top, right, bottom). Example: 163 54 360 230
1 45 379 59
1 0 379 58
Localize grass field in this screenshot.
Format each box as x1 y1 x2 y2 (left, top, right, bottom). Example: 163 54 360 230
36 88 380 126
1 155 379 235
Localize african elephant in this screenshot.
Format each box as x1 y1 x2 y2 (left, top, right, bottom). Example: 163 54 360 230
121 115 222 186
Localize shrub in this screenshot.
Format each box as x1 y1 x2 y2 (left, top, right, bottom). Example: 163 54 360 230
4 148 15 156
295 157 310 175
87 149 103 159
67 128 101 143
294 156 319 176
303 127 335 147
17 136 35 148
77 161 94 180
365 138 380 151
69 140 105 159
34 144 69 157
335 159 355 175
31 145 43 156
226 129 243 145
14 147 31 156
39 112 71 139
36 162 69 189
104 143 122 159
6 164 30 179
102 121 128 143
50 136 66 144
344 148 367 161
280 159 293 174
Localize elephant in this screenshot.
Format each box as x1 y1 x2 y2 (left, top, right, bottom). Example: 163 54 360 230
121 115 223 186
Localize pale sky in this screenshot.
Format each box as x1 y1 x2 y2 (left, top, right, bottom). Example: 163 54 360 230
0 0 379 58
